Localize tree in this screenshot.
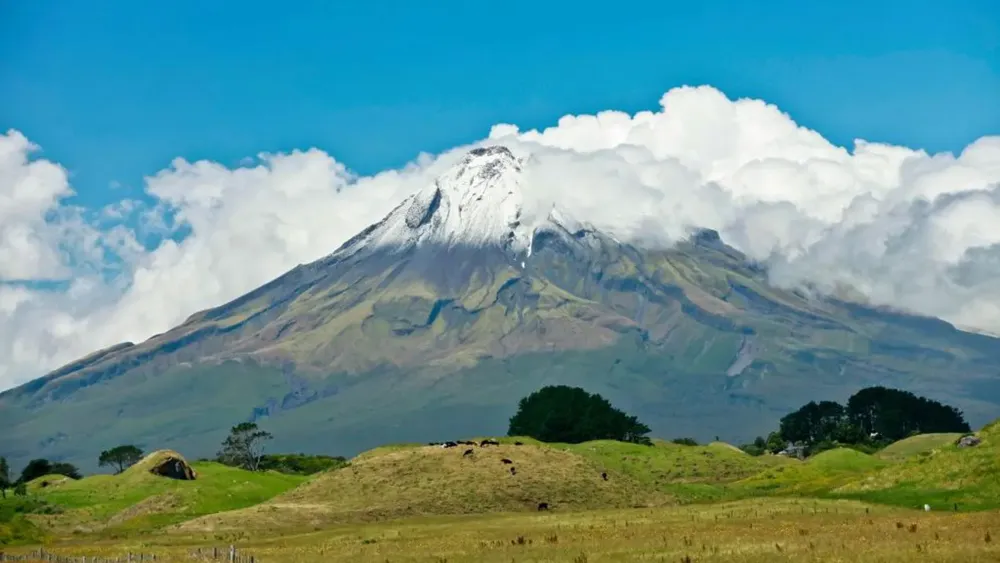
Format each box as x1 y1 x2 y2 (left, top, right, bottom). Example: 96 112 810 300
18 459 52 484
50 462 82 480
846 386 970 442
217 422 273 471
0 456 9 499
779 400 846 445
507 385 652 445
18 459 81 484
98 445 144 474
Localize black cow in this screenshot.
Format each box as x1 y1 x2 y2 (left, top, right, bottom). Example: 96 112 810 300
514 441 524 446
500 458 513 464
601 472 608 481
480 439 500 447
442 441 458 448
537 502 549 511
463 449 474 457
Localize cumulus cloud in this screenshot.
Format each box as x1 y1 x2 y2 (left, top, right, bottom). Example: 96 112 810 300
2 85 1000 391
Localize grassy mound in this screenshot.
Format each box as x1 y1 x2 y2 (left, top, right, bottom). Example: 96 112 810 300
26 456 306 536
835 422 1000 510
25 474 73 493
733 448 888 495
876 433 964 461
178 441 670 533
125 449 196 480
554 439 792 502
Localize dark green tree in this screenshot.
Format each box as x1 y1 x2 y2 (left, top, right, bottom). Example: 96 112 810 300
98 445 145 474
0 456 9 499
779 400 846 445
13 482 27 497
18 459 52 484
507 385 652 445
50 462 82 480
846 386 970 442
217 422 273 471
18 459 82 483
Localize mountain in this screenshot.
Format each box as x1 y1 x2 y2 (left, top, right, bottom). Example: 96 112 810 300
3 145 1000 472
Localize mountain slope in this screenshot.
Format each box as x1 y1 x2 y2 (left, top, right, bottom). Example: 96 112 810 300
3 145 1000 472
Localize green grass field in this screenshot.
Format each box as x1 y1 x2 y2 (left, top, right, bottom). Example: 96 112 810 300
2 423 999 561
12 451 306 539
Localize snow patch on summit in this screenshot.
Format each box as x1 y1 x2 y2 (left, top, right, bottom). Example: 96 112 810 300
331 145 564 262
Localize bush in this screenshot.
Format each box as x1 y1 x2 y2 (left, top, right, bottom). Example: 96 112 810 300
257 453 347 475
508 385 652 445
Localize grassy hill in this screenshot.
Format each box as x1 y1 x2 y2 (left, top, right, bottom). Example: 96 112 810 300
2 424 1000 562
548 438 793 503
875 433 965 461
4 422 1000 548
20 450 306 537
176 440 668 534
835 422 1000 510
733 448 890 496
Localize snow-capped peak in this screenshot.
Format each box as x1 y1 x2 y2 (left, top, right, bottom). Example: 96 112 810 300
326 145 588 269
335 145 534 258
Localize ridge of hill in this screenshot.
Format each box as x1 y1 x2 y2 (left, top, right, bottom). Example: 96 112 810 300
835 422 1000 510
5 423 1000 549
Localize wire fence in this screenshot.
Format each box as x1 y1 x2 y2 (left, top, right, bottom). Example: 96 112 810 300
0 545 258 563
0 549 160 562
190 546 257 562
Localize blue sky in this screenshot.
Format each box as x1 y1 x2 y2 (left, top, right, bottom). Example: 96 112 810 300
2 0 998 210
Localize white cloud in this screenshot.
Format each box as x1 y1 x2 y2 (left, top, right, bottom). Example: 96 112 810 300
2 85 1000 391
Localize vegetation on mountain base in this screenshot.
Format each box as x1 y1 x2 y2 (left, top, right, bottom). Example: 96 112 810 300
507 385 652 445
739 386 970 457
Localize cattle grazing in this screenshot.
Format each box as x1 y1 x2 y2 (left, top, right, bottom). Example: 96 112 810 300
463 449 474 457
537 502 549 511
442 441 458 448
480 439 500 447
514 441 524 446
510 467 517 475
500 458 513 464
601 472 608 481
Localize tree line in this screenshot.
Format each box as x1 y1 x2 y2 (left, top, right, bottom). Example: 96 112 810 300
739 386 971 456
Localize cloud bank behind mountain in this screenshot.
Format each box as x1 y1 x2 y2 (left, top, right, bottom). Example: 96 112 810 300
2 85 999 391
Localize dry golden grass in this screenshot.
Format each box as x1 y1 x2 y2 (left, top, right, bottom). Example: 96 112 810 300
175 442 668 533
7 498 1000 562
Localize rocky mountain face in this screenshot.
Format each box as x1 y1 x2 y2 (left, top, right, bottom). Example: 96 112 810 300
3 146 1000 471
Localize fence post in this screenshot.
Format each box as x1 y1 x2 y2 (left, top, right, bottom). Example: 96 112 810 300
228 545 235 563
